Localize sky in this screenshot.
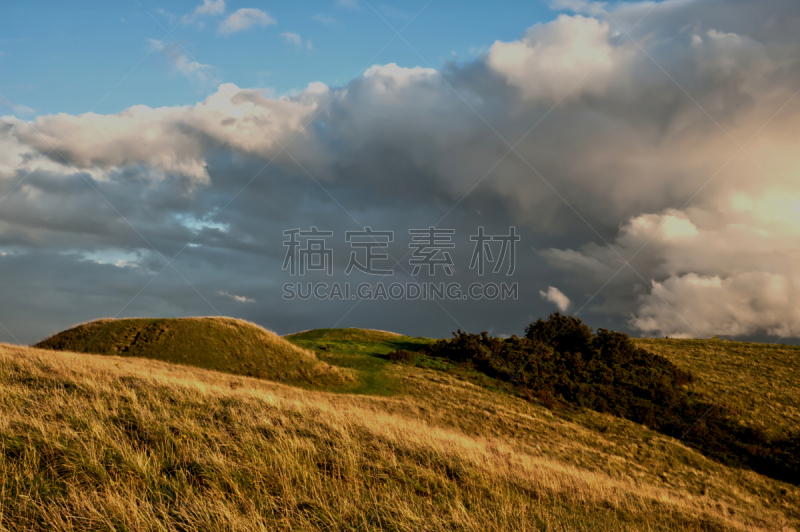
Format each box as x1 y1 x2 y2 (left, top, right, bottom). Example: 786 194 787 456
1 0 800 345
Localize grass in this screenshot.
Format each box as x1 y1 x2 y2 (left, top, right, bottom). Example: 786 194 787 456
34 317 355 390
284 328 434 395
0 322 798 530
633 338 800 439
2 342 799 531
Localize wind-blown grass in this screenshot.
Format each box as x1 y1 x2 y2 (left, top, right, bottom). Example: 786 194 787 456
0 341 798 531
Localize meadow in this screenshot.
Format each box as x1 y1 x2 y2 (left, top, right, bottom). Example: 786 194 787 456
0 318 796 531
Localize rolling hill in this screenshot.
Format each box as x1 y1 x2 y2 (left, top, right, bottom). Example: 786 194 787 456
0 320 797 531
34 317 355 389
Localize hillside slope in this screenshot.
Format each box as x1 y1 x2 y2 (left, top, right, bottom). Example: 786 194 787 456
285 328 434 395
634 338 800 439
35 317 354 389
0 342 798 531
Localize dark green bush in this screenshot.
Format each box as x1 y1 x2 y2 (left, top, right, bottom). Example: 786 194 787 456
387 349 416 363
422 313 799 485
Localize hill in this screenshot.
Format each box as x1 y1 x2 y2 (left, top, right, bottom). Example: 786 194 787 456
1 340 798 531
633 338 800 440
35 317 355 389
1 322 798 530
285 328 434 395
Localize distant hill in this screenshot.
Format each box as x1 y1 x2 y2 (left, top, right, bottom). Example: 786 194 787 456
35 317 354 389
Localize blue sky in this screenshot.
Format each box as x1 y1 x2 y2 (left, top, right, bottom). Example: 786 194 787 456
0 0 556 117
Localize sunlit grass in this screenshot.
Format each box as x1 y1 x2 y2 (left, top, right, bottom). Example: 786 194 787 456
1 341 798 531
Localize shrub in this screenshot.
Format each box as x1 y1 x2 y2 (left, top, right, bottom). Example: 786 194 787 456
387 349 416 363
423 313 799 485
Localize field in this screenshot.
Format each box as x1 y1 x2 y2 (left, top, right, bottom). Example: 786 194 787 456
0 320 797 531
634 338 800 439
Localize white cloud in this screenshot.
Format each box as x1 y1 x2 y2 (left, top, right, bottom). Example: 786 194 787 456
540 287 570 312
280 32 303 47
217 291 256 303
218 8 276 35
632 272 799 338
9 81 322 183
488 14 635 102
196 0 225 16
146 40 214 85
182 0 226 27
548 0 609 17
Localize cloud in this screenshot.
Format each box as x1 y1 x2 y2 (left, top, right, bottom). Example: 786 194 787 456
196 0 226 16
218 8 276 35
0 100 34 118
280 32 303 47
280 32 313 51
146 40 214 85
540 287 570 312
218 291 256 303
487 14 635 102
548 0 609 17
4 0 800 342
181 0 226 27
8 80 322 183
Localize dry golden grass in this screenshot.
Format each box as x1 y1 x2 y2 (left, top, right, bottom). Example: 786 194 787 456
634 338 800 438
0 343 797 531
34 317 356 390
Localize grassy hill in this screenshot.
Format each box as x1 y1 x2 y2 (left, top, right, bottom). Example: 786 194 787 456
633 338 800 440
0 323 798 530
285 328 434 395
34 317 355 390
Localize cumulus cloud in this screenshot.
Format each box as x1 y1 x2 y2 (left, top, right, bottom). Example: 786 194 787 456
488 14 635 101
8 81 324 182
3 0 800 342
218 8 276 35
540 286 570 312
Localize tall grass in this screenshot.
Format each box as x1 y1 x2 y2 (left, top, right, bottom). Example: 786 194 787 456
0 344 797 531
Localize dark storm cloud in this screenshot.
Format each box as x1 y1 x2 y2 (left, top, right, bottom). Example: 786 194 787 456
2 0 800 342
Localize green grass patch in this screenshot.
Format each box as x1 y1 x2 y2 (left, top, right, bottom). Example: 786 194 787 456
285 328 435 395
